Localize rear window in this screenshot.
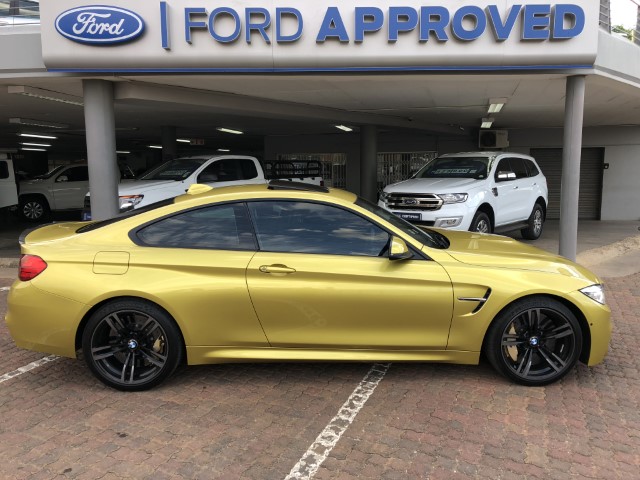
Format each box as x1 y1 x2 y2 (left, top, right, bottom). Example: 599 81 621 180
76 199 175 233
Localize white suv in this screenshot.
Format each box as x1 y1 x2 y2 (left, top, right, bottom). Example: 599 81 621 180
379 152 548 240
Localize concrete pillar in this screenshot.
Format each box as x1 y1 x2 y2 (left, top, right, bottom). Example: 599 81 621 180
359 125 378 202
83 79 119 221
162 125 177 162
559 75 586 261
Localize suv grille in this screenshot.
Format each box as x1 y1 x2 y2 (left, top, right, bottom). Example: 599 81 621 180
386 193 443 211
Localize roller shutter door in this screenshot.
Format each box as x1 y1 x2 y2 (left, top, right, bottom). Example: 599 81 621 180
530 148 604 220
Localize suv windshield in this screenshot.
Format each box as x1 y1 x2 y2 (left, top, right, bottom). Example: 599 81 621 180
414 157 491 180
140 158 208 181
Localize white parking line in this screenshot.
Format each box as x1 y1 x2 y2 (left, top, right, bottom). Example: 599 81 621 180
0 356 59 385
0 287 10 292
285 363 391 480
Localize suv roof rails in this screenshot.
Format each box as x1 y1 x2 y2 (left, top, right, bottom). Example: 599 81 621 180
267 180 329 193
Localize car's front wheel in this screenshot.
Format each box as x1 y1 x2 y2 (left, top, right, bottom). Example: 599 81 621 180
469 211 491 234
20 195 50 222
484 297 582 386
82 299 183 391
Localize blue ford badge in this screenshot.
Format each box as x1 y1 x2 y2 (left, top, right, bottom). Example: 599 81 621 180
55 6 145 45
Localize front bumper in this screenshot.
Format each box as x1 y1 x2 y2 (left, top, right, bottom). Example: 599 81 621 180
378 200 475 230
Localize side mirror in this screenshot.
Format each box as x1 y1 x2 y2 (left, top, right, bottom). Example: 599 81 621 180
389 236 413 261
56 175 69 183
496 171 516 181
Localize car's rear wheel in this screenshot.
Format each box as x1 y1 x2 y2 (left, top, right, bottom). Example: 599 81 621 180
82 299 183 391
521 203 544 240
484 297 582 386
20 195 50 222
470 211 491 234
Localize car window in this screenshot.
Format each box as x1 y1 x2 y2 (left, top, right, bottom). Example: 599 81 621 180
0 161 8 179
197 159 258 183
525 160 540 177
136 203 256 250
508 158 529 179
141 158 208 181
494 158 513 180
60 166 89 182
247 201 389 256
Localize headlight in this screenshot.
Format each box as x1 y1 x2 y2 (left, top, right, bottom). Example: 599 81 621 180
580 284 606 305
438 193 468 204
379 191 390 202
119 195 144 211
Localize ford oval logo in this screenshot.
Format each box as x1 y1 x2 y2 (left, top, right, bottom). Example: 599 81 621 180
55 6 145 45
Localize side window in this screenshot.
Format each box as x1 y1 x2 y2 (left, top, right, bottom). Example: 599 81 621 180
494 158 513 181
508 158 529 179
197 159 257 183
247 201 390 257
59 166 89 182
0 161 9 179
525 160 540 177
239 159 258 180
136 203 255 250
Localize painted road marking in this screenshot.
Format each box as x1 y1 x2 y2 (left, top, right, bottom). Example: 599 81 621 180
0 287 10 292
0 356 59 385
285 363 391 480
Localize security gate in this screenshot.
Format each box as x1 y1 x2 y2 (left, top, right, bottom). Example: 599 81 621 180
377 152 437 195
276 153 347 188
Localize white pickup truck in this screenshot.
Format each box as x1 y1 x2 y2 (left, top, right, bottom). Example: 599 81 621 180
379 152 549 240
0 156 18 212
83 155 323 220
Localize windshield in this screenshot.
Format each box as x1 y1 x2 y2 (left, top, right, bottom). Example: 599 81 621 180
34 165 66 180
140 158 208 181
414 156 491 180
355 198 449 250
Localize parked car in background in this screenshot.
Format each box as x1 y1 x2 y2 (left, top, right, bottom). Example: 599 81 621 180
379 152 548 240
18 164 89 221
83 156 323 220
6 181 610 391
0 156 18 212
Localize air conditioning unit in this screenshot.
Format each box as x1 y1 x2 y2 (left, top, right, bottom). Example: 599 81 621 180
479 130 509 149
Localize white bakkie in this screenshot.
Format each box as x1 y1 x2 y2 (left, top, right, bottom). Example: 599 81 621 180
379 152 549 240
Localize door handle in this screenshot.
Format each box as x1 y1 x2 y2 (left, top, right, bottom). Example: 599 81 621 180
259 264 297 275
513 186 519 189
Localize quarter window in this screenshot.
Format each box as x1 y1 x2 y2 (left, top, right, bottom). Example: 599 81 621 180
248 201 390 257
198 159 258 183
508 158 529 179
137 203 255 250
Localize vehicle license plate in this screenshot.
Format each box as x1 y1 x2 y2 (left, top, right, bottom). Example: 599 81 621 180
396 212 421 221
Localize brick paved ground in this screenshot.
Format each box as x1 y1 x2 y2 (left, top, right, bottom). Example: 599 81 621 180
1 272 639 479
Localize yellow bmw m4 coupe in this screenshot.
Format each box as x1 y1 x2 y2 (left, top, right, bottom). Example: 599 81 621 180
6 181 611 391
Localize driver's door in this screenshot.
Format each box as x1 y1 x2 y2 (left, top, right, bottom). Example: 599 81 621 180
245 200 454 349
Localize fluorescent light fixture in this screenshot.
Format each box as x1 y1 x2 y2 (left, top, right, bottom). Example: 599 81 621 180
217 148 230 152
335 125 353 132
20 142 51 147
116 150 131 154
21 148 47 152
17 133 58 140
8 85 84 106
10 118 69 129
488 97 508 114
481 117 494 129
148 145 163 149
217 127 243 135
177 139 191 143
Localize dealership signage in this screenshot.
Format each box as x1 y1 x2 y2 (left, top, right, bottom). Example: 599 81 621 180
40 1 598 72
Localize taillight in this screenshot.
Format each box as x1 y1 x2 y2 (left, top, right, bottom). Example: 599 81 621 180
19 255 47 281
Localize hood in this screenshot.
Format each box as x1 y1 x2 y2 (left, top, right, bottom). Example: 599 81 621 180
385 177 483 193
117 179 181 195
440 230 600 282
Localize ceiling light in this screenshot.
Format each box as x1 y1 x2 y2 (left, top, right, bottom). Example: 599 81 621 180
148 145 163 149
20 142 51 147
217 127 243 135
17 133 58 140
8 86 84 106
177 139 191 143
217 148 230 152
116 150 131 154
10 118 69 129
335 125 353 132
21 148 47 152
488 97 508 114
481 117 495 129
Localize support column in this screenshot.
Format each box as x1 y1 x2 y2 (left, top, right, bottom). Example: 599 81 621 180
83 79 119 221
559 75 586 261
162 126 177 162
359 125 378 203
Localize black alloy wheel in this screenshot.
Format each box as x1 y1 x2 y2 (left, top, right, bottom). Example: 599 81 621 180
20 196 50 222
470 211 491 234
82 300 183 391
521 203 544 240
485 297 582 386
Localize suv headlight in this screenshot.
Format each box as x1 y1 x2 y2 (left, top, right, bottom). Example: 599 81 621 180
379 191 390 203
580 284 606 305
438 193 468 204
119 195 144 211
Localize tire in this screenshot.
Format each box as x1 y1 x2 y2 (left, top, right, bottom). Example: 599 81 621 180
20 195 50 222
521 203 544 240
469 211 491 234
484 297 582 386
82 299 183 391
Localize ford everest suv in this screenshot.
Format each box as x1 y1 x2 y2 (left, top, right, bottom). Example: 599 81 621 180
378 152 548 240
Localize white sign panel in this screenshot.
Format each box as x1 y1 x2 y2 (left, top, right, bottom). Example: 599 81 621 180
40 0 599 72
